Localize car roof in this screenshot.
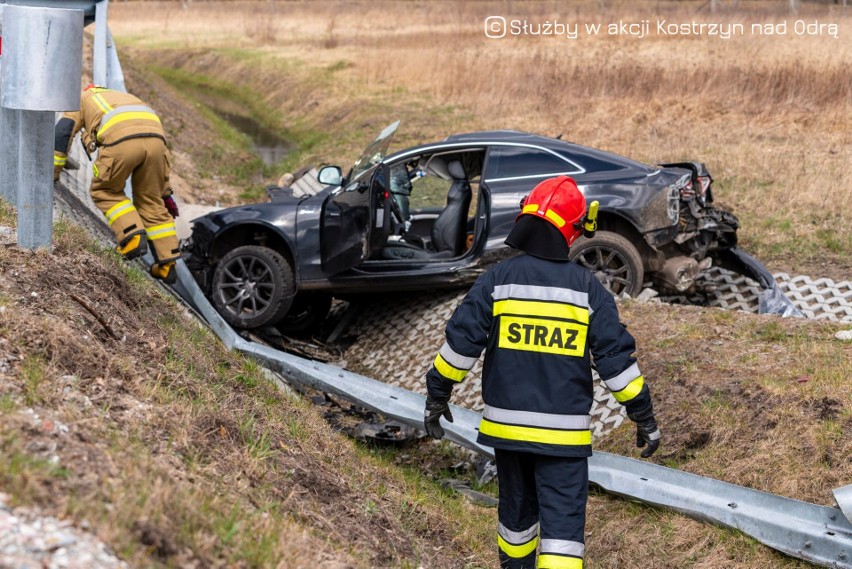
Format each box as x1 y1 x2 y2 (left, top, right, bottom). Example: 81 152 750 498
444 130 553 144
384 130 654 171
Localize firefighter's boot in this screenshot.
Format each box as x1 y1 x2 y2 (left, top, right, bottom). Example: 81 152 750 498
150 261 177 285
117 231 148 260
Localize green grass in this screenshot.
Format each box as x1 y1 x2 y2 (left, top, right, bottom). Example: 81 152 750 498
0 394 18 412
20 355 47 406
0 436 72 503
0 198 16 225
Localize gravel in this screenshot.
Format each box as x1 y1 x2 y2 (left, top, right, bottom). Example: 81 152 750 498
0 493 127 569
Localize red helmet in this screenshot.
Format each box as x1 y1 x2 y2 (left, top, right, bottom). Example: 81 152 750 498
518 176 587 246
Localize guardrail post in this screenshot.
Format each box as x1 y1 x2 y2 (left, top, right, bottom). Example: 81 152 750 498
0 8 17 206
0 4 83 249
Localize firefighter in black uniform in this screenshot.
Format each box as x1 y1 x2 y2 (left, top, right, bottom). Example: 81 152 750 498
423 175 661 569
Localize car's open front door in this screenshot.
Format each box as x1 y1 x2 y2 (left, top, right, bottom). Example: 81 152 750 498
320 174 373 275
320 122 400 275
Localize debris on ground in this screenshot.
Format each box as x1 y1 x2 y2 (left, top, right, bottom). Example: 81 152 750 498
439 480 498 508
636 287 660 303
352 420 418 447
835 330 852 341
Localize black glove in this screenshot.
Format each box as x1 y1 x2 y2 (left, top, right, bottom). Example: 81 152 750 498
628 405 660 458
163 195 180 218
424 396 453 440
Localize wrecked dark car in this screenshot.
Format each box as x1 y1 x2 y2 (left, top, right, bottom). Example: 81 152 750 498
183 122 769 331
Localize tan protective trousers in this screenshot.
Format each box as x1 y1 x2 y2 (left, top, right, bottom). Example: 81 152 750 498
89 137 181 263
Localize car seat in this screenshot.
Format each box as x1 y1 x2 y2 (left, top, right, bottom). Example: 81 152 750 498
379 160 472 261
430 160 472 255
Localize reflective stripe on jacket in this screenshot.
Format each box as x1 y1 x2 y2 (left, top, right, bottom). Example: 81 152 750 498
426 253 652 457
54 88 166 161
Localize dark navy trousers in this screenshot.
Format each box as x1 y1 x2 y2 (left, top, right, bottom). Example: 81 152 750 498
495 449 588 569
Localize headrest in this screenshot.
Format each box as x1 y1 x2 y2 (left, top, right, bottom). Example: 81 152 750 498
447 160 465 181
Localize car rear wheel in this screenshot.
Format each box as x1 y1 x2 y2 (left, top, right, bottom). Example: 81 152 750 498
276 293 332 336
569 231 644 297
212 245 295 329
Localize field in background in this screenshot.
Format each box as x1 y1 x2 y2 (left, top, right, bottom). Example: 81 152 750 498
112 0 851 279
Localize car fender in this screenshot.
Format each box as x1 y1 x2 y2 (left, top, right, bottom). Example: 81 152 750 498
204 215 301 282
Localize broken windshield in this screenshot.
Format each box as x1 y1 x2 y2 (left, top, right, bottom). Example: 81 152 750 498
348 121 400 183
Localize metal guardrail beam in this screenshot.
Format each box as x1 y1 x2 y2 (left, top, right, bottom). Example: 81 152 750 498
170 260 852 568
589 454 852 568
835 485 852 526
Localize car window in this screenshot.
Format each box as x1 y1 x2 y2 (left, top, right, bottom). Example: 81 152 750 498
409 173 451 210
485 146 580 181
557 150 626 173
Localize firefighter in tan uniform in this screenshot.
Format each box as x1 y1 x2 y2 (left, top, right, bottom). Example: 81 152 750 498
54 85 181 283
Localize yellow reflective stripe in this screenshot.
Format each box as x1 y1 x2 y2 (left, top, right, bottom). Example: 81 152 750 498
498 316 587 357
433 353 467 382
146 222 177 240
522 203 566 227
544 208 566 227
54 155 67 166
92 93 113 114
105 200 133 218
98 111 161 140
105 200 136 226
612 376 645 403
494 299 589 325
498 534 538 559
479 418 591 446
537 554 583 569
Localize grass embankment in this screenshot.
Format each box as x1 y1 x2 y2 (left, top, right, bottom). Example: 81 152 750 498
112 0 851 279
0 203 494 567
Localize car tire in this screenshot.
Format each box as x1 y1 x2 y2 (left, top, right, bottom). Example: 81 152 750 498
275 293 332 336
569 231 644 297
212 245 295 329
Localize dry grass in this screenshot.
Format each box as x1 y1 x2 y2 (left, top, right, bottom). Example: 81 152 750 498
0 212 495 567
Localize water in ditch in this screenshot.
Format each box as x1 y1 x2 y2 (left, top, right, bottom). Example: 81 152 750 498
213 108 292 167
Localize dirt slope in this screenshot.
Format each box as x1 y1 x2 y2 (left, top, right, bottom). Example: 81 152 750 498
0 212 492 567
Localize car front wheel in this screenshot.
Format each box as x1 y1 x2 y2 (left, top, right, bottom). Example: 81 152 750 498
569 231 644 297
212 245 295 329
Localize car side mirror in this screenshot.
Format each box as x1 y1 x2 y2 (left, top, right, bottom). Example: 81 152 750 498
318 166 343 186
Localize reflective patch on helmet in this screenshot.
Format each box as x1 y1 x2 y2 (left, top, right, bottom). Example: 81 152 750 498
544 208 566 227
